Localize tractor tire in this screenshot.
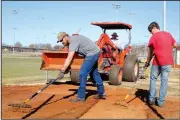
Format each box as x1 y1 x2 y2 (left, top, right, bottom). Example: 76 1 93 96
122 54 139 82
70 70 79 83
109 65 122 85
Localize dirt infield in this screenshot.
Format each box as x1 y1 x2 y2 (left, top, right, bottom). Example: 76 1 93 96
2 82 180 119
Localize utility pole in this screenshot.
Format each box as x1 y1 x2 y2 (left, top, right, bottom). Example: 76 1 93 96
37 17 45 44
36 37 39 50
112 4 121 22
13 28 17 54
12 10 18 54
12 10 18 14
52 33 57 41
164 1 166 31
128 12 136 25
144 36 149 56
44 36 48 44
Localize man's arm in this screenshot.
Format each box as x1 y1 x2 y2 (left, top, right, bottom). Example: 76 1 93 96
146 46 154 63
169 33 177 48
61 51 75 71
173 42 177 48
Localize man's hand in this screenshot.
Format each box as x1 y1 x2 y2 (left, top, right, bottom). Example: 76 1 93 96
143 62 150 68
58 70 65 79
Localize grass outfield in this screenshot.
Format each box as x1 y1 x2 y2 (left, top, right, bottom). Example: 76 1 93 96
2 52 179 85
2 52 59 85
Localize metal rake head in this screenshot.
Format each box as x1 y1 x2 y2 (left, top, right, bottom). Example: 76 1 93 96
114 100 129 108
8 103 32 108
8 103 32 113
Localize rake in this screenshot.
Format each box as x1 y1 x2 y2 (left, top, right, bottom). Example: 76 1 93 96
8 77 59 111
114 66 148 108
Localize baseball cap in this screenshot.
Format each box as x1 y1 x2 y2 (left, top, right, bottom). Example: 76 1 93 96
57 32 68 43
111 32 118 37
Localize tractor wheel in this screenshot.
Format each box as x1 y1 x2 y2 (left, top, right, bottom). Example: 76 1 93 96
109 65 122 85
122 54 139 82
70 70 79 83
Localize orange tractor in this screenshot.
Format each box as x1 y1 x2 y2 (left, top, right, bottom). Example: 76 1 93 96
40 22 139 85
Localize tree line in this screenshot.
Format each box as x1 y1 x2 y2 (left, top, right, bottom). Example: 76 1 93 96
2 41 63 50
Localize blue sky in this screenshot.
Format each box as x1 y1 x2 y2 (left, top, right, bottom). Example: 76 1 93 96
2 1 180 47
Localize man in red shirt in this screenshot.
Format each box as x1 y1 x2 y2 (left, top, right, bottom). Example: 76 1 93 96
144 22 177 107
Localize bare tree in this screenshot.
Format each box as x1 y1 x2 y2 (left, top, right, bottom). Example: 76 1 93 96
14 41 23 47
29 44 36 48
54 45 63 50
43 43 52 50
35 43 43 49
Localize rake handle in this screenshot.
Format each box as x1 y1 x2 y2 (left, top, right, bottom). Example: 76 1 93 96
123 67 148 101
24 77 59 103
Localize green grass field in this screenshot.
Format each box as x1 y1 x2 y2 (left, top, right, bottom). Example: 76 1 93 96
2 52 179 85
2 52 59 85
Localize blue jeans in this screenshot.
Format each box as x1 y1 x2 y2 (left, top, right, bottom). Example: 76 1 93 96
77 52 105 99
149 65 171 105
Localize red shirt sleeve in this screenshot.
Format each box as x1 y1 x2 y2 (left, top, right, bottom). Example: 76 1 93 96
148 35 154 48
169 33 176 46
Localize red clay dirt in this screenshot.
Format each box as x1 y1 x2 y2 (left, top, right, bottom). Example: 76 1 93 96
2 82 180 119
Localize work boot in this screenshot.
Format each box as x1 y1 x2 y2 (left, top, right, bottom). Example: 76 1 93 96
157 98 165 107
157 101 164 107
93 94 106 100
148 100 155 105
157 103 164 107
69 97 85 103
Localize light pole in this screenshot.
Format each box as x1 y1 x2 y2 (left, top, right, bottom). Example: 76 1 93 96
37 17 44 44
52 33 57 36
36 37 39 49
128 12 136 25
112 4 121 22
144 36 149 38
13 28 17 54
12 10 18 14
52 33 57 42
44 36 48 44
12 10 18 54
52 33 57 40
144 36 149 46
144 36 149 56
164 1 166 31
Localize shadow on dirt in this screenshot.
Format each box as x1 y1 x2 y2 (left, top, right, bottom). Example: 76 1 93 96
45 90 78 106
22 95 55 119
49 80 97 87
34 88 97 107
46 73 109 87
21 88 97 119
68 89 97 100
128 89 164 119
